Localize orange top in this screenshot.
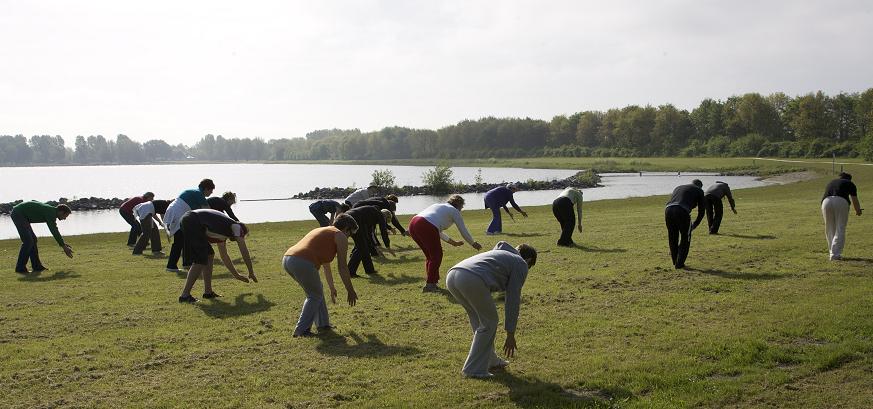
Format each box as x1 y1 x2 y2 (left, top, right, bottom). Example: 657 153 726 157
284 226 340 267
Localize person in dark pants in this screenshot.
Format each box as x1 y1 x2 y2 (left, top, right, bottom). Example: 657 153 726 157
11 201 74 273
132 199 172 255
119 192 155 247
704 181 737 234
178 209 257 303
207 191 240 221
344 205 394 277
353 195 408 236
164 179 215 272
552 187 584 247
484 184 527 235
309 199 349 227
665 179 706 269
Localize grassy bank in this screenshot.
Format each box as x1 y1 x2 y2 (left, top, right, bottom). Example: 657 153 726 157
1 158 872 408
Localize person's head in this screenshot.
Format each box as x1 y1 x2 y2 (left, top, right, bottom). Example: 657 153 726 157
56 204 72 220
447 194 465 210
143 192 155 201
692 179 703 188
385 194 398 203
199 179 216 196
507 183 519 192
222 191 237 205
516 243 537 268
839 172 852 180
333 213 359 237
338 202 351 213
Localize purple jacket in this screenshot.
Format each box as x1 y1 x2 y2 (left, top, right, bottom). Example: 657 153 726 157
484 186 522 212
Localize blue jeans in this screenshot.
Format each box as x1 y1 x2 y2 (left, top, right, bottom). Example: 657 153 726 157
309 207 330 227
11 209 44 272
120 209 141 246
284 256 329 334
485 198 502 233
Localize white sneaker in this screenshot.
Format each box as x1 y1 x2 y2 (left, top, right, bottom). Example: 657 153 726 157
489 357 509 370
830 254 842 261
462 371 494 379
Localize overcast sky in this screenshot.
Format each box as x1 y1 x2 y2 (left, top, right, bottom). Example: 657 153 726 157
1 0 871 145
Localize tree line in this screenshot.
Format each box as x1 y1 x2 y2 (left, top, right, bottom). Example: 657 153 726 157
2 89 872 166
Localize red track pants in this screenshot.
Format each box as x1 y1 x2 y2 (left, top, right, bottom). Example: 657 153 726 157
408 216 443 284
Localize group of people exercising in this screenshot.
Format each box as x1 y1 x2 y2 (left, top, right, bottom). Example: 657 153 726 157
6 172 862 378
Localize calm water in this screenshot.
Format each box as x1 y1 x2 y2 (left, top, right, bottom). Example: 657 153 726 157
0 164 773 239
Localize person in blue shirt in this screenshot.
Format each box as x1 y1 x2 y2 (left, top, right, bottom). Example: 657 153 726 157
164 179 215 272
483 184 527 235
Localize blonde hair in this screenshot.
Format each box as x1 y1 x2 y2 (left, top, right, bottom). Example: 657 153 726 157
447 194 464 209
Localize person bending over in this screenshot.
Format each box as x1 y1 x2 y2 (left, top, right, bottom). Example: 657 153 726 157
177 209 256 303
446 241 536 378
704 181 737 234
10 201 74 274
664 179 705 269
354 194 407 236
484 184 527 235
344 185 378 207
283 214 359 337
163 178 215 272
207 191 239 221
344 205 395 277
131 199 172 255
552 187 583 247
821 172 862 261
119 192 155 247
309 199 349 227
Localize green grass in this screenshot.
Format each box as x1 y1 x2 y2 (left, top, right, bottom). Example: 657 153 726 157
2 157 872 408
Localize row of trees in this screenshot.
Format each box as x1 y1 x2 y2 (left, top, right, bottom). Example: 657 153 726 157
3 89 872 165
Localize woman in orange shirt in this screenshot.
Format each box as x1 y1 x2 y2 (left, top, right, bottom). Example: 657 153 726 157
283 213 359 337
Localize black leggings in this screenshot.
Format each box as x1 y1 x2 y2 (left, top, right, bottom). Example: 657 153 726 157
665 206 692 268
348 225 376 275
552 196 575 246
705 195 723 234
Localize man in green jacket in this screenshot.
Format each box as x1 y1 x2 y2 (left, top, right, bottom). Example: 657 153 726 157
10 201 74 274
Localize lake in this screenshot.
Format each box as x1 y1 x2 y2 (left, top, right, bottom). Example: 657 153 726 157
0 164 774 239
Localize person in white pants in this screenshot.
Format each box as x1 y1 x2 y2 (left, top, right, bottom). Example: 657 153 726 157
821 172 862 260
445 241 537 378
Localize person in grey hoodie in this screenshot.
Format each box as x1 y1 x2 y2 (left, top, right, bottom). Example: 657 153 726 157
445 241 537 379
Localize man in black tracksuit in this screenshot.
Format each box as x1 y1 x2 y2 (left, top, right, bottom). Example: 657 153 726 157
353 196 407 237
704 181 737 234
345 205 392 277
665 179 706 269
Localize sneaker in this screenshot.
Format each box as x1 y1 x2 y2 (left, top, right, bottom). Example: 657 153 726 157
349 273 361 278
202 292 222 299
422 283 440 293
293 329 315 338
489 357 510 370
365 270 379 275
132 251 143 255
178 294 198 303
462 372 494 379
32 266 48 273
166 267 183 273
830 255 842 261
14 269 30 275
152 251 166 256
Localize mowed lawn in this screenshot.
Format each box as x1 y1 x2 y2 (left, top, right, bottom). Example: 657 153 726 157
1 158 872 408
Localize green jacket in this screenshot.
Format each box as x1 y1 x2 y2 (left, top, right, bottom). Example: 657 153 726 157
12 201 66 246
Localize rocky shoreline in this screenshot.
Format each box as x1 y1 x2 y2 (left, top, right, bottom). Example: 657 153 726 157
0 171 601 214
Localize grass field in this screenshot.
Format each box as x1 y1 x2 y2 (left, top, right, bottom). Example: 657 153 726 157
2 158 872 408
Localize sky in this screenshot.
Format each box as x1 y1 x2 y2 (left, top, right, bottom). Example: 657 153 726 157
1 0 872 146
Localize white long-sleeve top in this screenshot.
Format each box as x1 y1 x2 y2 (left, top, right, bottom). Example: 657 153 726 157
345 188 371 205
417 203 476 245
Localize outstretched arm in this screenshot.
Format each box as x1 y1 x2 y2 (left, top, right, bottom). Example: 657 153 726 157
236 236 257 282
334 232 358 306
851 195 862 216
217 242 248 282
691 202 706 230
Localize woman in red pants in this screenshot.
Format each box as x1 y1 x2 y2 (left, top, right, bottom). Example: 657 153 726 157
408 195 482 293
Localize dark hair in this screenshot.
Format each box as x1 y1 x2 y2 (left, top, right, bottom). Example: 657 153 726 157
839 172 852 180
385 194 398 203
333 213 359 233
143 191 155 199
199 179 216 191
56 204 72 215
692 179 703 188
339 202 351 212
517 244 537 267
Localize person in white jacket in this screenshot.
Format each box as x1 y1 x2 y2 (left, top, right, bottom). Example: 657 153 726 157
408 195 482 292
446 241 537 378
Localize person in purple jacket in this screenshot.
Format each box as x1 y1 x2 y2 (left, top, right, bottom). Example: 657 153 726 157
483 184 527 235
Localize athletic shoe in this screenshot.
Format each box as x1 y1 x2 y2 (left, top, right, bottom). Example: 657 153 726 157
132 251 143 255
14 269 30 275
365 270 379 275
178 294 198 303
489 358 510 370
293 329 315 338
166 267 183 273
830 255 842 261
152 251 166 256
422 283 440 293
32 266 48 273
349 273 361 278
462 372 494 379
202 292 222 299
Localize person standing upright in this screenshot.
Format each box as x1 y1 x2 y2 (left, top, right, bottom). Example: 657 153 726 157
552 187 583 247
821 172 862 261
483 184 527 235
664 179 706 269
119 192 155 247
10 201 74 274
704 181 737 234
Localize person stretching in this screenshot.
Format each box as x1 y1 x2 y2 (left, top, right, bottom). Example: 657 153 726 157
119 192 155 247
409 195 482 293
821 172 862 261
283 214 359 337
131 199 172 255
309 199 349 227
178 209 256 303
483 184 527 235
163 179 215 272
446 241 536 378
354 195 407 236
344 185 378 207
344 205 394 277
552 187 583 247
704 181 737 234
10 201 74 274
664 179 706 269
207 191 240 221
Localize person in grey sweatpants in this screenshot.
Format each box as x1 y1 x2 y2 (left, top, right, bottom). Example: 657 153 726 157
445 241 537 378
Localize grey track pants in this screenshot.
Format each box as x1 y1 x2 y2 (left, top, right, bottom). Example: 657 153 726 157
822 196 850 258
283 255 329 334
446 268 503 377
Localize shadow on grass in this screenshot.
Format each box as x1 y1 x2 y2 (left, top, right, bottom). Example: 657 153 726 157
315 331 421 358
502 232 547 238
574 244 627 253
376 254 423 265
389 244 419 253
142 252 167 260
196 293 275 318
719 233 777 240
487 372 634 408
18 270 80 282
367 273 421 286
841 257 873 264
688 268 789 280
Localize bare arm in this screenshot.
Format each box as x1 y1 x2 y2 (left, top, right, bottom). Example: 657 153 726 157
236 236 257 282
334 232 358 306
322 262 337 304
851 195 862 216
217 241 248 282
